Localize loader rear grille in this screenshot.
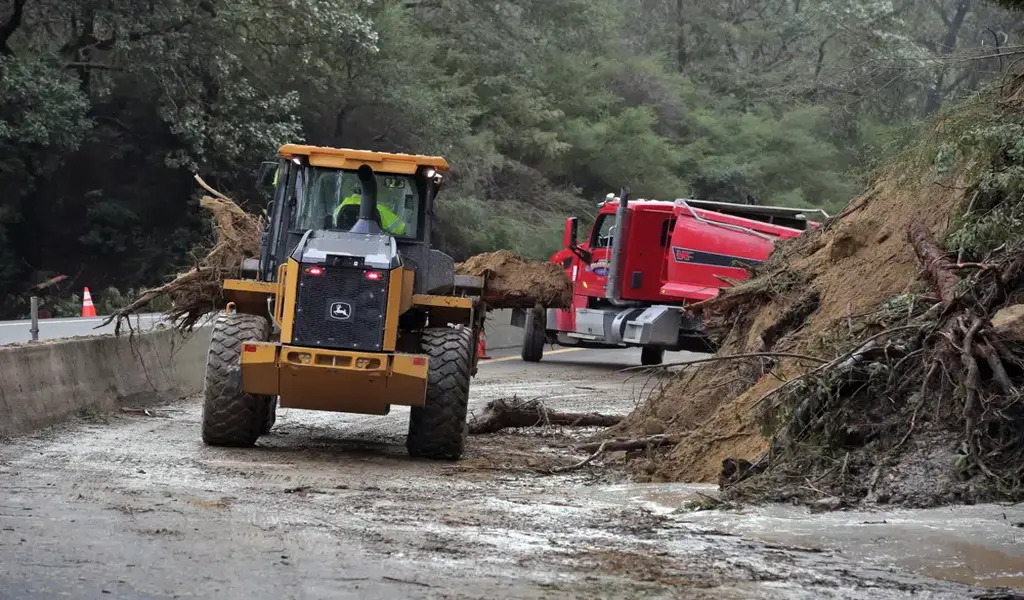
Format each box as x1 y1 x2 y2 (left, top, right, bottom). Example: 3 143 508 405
292 265 389 351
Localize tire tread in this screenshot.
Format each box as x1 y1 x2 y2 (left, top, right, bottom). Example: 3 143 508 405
201 313 269 447
407 326 472 460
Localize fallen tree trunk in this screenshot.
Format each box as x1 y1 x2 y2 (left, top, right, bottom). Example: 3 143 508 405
469 398 622 434
908 220 961 304
577 435 680 453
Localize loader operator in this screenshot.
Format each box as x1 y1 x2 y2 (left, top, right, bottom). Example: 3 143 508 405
333 187 407 236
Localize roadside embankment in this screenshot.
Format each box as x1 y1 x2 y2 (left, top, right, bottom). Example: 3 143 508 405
0 327 211 437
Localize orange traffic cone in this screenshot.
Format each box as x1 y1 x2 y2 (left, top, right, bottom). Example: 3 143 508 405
81 287 97 317
477 330 491 359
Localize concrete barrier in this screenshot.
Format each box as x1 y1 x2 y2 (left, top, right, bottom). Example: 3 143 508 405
483 309 524 351
0 310 521 438
0 326 211 437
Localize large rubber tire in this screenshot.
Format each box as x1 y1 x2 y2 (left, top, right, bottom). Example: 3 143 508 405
260 396 277 435
521 309 545 363
641 346 665 366
201 313 270 447
407 326 472 460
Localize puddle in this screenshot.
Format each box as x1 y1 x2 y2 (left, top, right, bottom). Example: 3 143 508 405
575 483 1024 589
572 482 718 515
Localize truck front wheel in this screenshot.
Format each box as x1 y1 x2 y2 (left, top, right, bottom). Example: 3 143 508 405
521 308 545 363
641 346 665 366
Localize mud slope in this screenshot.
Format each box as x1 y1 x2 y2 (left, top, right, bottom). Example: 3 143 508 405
621 173 964 485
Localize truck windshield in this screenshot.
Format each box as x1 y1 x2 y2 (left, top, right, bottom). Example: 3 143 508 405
291 167 422 239
592 214 617 248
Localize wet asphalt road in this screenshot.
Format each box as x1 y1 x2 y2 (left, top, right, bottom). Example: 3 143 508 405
0 346 1009 599
0 314 168 346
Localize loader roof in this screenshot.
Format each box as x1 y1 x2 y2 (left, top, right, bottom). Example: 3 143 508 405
278 144 450 175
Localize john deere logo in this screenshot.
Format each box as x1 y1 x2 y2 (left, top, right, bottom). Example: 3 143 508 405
329 302 352 320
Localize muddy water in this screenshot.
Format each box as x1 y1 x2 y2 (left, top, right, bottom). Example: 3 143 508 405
580 483 1024 589
0 350 1014 599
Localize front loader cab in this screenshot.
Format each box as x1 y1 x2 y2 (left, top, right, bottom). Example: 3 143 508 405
259 146 449 291
207 145 481 461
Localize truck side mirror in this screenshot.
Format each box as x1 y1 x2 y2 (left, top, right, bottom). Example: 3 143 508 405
564 216 591 263
564 217 578 248
258 161 278 187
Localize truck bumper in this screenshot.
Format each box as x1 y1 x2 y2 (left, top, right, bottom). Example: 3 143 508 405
239 342 429 415
621 306 683 346
535 305 705 350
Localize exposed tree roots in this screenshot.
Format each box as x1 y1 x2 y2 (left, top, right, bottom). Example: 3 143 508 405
721 220 1024 506
103 176 263 333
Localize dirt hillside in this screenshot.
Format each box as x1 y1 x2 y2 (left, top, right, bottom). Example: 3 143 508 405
621 174 962 483
618 74 1024 507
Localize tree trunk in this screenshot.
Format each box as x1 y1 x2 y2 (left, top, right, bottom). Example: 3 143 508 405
0 0 27 56
908 220 960 303
924 0 972 114
675 0 687 72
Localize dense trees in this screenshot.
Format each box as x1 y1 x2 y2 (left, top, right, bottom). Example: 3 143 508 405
0 0 1019 316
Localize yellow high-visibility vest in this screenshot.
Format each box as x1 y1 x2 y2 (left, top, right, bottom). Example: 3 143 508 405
334 195 407 235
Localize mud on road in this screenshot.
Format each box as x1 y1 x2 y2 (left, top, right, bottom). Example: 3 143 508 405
0 350 1013 599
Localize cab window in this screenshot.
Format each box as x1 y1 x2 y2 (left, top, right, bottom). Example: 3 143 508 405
590 214 617 248
290 167 422 239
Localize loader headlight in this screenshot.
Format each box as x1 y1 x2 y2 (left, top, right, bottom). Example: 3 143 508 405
356 358 370 369
298 353 312 364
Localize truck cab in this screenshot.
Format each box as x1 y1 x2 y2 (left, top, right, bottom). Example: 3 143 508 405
520 189 824 365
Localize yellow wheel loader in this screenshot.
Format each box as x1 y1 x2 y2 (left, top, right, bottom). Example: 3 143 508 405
200 145 485 460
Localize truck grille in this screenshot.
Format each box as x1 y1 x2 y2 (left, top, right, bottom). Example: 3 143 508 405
292 264 389 351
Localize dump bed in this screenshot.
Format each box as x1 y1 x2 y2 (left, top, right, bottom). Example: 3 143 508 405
659 200 819 302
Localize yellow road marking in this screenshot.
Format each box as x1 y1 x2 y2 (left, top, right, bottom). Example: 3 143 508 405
481 347 584 364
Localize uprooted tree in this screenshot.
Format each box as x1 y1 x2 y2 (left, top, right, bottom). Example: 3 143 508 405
103 176 263 333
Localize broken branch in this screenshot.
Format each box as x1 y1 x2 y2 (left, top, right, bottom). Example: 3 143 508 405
621 351 829 373
577 435 680 453
909 220 961 304
469 398 622 435
550 441 609 473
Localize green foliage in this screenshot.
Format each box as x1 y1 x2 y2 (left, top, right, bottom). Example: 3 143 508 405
96 286 127 315
914 86 1024 260
0 56 91 150
560 108 686 199
681 104 860 211
0 0 1020 314
49 293 82 318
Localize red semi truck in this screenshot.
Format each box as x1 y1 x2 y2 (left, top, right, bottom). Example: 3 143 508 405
514 188 826 365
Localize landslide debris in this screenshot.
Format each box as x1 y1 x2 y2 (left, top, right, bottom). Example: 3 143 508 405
105 176 263 332
619 73 1024 508
456 250 572 309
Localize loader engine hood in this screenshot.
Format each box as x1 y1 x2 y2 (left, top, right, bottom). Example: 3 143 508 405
292 230 401 269
288 230 400 353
